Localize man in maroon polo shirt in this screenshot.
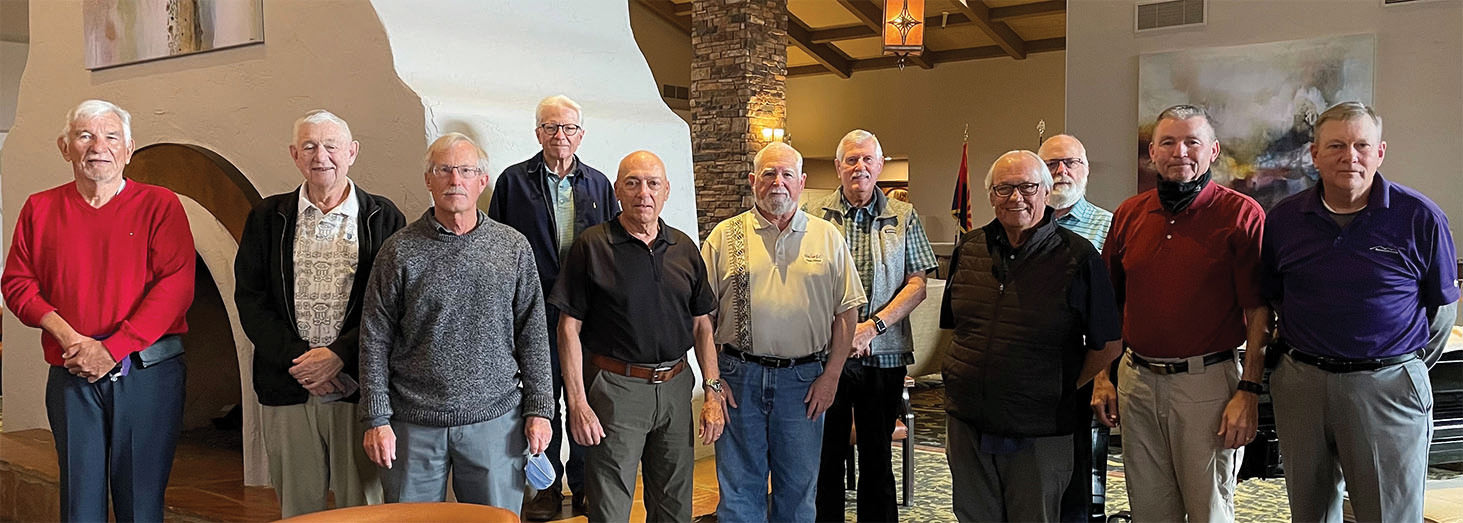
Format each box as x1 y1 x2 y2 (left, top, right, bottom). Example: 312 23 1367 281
1091 104 1270 522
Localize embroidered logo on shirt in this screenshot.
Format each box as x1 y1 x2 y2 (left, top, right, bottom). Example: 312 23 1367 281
803 253 824 264
1368 245 1401 255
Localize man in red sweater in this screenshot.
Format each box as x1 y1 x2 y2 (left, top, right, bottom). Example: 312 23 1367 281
1 99 195 522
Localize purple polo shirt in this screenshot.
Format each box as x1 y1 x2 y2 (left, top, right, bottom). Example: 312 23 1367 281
1262 173 1459 359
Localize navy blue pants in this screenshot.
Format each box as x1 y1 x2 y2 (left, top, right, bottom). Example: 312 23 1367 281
545 311 586 495
45 353 185 522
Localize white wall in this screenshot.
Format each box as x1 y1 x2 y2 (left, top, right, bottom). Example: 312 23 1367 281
788 52 1067 243
1066 0 1463 251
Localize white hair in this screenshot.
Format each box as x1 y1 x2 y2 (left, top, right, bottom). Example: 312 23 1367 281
753 141 804 174
536 95 583 125
293 109 353 141
984 150 1053 190
61 99 132 143
425 132 490 172
834 129 883 163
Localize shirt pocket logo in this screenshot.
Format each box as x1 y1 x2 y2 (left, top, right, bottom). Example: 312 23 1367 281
1368 245 1401 255
803 253 824 264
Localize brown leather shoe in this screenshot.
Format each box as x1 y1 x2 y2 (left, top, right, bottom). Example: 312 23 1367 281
522 488 564 521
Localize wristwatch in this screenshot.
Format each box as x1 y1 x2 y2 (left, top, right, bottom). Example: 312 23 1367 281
704 378 724 394
1236 379 1264 394
872 316 888 335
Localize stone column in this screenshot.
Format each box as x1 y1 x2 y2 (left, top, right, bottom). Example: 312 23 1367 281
691 0 788 238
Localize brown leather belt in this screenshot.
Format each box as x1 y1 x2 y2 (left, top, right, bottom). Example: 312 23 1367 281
590 354 687 384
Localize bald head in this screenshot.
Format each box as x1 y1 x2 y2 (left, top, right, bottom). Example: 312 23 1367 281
616 150 670 227
1037 134 1090 210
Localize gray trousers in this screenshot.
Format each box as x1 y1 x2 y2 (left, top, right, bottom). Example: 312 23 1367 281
262 396 383 517
1271 354 1433 523
946 414 1074 522
583 363 695 523
382 412 528 516
1116 352 1240 523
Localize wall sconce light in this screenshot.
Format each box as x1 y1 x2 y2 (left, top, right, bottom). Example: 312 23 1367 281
761 127 786 142
883 0 925 70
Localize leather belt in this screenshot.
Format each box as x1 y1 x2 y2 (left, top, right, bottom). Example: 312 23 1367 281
722 345 824 369
589 354 687 384
1127 349 1234 375
1276 343 1418 373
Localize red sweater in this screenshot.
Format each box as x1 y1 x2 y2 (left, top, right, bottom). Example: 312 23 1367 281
2 180 195 366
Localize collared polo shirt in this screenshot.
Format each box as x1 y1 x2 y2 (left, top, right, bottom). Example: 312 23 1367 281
293 181 360 346
1262 173 1458 359
543 164 577 261
549 217 717 364
1103 181 1265 359
702 209 867 358
1057 198 1114 253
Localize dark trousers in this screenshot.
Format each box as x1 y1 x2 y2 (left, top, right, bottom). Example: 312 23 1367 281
1059 382 1104 523
45 354 185 522
815 361 906 522
545 312 586 495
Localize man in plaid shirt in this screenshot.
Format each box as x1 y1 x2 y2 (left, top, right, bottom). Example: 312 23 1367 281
804 129 938 522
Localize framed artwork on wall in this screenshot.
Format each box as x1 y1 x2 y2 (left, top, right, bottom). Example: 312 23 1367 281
84 0 264 70
1137 34 1374 209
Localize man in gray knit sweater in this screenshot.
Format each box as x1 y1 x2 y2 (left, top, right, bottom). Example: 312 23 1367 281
359 133 554 515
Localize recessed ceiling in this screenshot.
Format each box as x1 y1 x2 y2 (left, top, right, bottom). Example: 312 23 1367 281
638 0 1067 78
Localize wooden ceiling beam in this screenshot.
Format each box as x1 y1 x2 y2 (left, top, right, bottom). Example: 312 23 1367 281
787 14 854 79
637 0 691 36
788 37 1064 77
989 0 1065 22
836 0 885 30
953 0 1027 59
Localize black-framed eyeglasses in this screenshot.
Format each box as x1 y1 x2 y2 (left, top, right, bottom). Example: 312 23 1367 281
429 164 485 179
990 182 1042 198
538 123 583 136
1044 158 1085 170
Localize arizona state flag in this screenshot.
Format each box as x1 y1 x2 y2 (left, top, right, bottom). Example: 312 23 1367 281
950 141 972 233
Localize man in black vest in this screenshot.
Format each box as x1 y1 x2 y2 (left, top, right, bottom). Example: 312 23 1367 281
939 150 1123 522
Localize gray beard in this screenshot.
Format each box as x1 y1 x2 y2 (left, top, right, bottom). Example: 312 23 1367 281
756 194 796 216
1050 182 1085 210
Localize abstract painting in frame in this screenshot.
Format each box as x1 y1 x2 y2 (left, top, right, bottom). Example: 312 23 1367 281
1137 34 1375 209
84 0 264 70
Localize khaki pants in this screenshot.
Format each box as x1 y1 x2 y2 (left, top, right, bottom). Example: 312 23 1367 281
1116 352 1240 522
262 396 383 517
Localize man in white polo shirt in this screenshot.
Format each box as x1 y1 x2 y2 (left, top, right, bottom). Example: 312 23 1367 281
701 141 865 522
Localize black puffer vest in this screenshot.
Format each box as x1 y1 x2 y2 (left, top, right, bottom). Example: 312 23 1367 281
942 214 1096 437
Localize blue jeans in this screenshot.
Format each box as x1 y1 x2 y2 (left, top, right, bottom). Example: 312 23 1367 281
715 354 827 523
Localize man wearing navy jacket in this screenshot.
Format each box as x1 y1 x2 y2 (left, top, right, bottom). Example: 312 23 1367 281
489 94 618 520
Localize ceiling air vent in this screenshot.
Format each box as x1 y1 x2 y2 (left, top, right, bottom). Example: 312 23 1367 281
1136 0 1206 33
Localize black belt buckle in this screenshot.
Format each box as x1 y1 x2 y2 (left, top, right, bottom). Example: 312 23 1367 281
648 365 675 384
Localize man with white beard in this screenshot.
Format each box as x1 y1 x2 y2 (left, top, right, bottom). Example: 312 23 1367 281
1037 133 1115 523
1038 135 1112 252
702 142 865 522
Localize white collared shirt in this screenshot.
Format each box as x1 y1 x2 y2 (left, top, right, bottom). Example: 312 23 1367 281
293 181 361 346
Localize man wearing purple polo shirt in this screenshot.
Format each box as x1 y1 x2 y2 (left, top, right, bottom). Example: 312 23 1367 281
1262 101 1458 523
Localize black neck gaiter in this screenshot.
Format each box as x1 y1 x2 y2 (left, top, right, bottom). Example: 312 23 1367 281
1156 170 1211 214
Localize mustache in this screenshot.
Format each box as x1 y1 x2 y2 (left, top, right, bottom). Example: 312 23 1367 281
443 187 468 196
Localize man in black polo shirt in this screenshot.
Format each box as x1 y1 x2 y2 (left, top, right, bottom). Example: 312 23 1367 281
549 150 726 522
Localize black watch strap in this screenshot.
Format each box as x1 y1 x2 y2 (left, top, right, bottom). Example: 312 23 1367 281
1236 379 1264 394
873 316 888 335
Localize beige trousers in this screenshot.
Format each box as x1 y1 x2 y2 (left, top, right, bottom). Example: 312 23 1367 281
1116 351 1241 523
262 395 383 517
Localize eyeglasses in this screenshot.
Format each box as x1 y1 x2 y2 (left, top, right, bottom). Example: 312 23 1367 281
990 183 1042 198
429 164 485 179
1044 158 1085 170
538 123 583 136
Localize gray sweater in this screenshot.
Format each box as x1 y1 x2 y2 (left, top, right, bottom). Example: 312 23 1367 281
359 209 554 428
